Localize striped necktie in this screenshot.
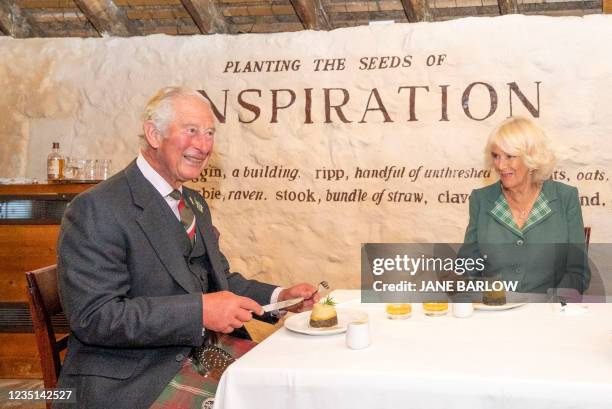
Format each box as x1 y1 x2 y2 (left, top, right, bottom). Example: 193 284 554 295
168 190 220 364
169 189 196 246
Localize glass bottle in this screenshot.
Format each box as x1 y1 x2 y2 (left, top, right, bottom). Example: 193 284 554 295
47 142 65 182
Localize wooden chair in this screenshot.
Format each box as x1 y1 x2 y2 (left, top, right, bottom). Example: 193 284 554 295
584 226 591 252
581 226 604 300
25 264 68 399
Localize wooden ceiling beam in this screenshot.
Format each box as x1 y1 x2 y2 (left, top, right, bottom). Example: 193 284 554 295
401 0 433 23
498 0 520 15
0 1 33 38
73 0 141 37
289 0 331 30
180 0 229 34
434 2 600 19
30 11 86 24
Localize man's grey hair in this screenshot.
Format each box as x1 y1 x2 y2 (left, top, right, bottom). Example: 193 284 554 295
140 86 210 148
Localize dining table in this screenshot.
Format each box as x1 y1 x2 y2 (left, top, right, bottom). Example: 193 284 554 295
214 290 612 409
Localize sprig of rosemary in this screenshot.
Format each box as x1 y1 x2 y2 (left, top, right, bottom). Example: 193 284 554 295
322 295 336 306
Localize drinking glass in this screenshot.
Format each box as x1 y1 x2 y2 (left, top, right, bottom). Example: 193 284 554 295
74 159 85 180
63 157 75 180
386 303 412 319
84 159 97 180
422 302 449 316
98 159 112 180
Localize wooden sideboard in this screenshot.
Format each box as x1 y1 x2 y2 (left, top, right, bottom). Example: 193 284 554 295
0 183 96 378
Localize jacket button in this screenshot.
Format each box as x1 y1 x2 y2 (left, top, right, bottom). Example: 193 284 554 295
176 353 185 362
516 239 524 246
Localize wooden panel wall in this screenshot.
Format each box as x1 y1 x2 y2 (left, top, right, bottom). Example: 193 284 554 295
0 225 60 303
0 183 94 379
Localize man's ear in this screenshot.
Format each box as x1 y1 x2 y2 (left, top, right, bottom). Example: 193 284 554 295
143 121 162 148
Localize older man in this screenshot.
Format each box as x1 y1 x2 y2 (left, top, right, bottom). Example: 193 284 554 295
56 87 317 408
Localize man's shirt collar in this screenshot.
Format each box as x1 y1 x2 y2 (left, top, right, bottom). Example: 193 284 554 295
136 153 180 198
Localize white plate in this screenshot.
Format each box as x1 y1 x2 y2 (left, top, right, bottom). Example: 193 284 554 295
473 302 527 311
284 308 368 336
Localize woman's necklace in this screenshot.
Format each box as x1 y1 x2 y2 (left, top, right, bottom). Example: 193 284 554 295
505 185 541 222
517 207 530 221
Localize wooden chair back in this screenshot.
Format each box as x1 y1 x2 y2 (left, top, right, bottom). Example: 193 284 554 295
584 226 591 252
25 265 68 396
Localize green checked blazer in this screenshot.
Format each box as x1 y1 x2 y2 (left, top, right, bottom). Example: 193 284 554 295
460 180 590 294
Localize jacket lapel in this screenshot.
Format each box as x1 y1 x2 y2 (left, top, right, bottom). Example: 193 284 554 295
484 182 523 238
125 162 199 293
484 180 557 237
522 180 556 234
183 188 229 291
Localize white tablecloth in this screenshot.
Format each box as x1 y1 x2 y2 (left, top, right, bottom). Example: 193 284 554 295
215 290 612 409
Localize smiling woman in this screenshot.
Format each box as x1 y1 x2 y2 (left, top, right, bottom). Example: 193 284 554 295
485 117 555 189
484 118 556 228
458 117 590 295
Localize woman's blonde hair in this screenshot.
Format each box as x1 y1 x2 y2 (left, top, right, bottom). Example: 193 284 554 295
484 117 556 184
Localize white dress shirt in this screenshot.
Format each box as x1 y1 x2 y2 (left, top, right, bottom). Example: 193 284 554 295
136 154 182 219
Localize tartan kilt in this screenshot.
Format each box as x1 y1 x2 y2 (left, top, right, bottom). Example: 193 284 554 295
150 335 257 409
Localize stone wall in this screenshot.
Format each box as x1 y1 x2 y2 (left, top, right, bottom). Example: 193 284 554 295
1 15 610 288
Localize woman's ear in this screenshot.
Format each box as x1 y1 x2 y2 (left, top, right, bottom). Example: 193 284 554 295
143 121 162 148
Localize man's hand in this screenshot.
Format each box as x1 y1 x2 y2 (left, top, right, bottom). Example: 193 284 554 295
278 283 319 313
202 291 263 333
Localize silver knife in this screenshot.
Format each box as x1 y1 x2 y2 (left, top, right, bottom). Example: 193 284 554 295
261 297 304 313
